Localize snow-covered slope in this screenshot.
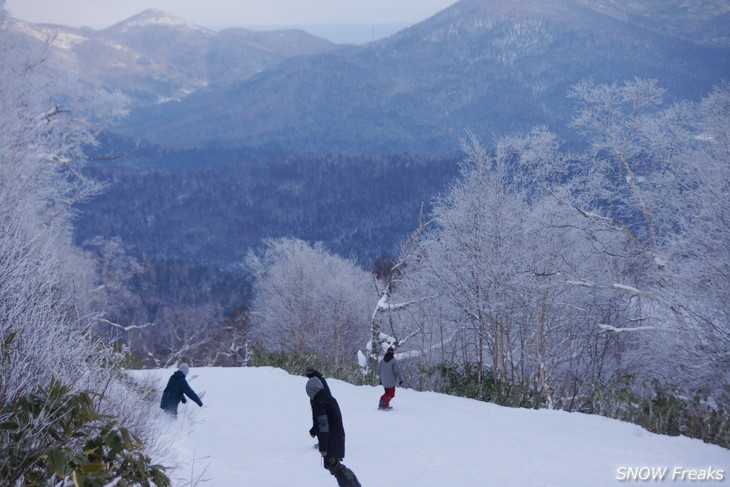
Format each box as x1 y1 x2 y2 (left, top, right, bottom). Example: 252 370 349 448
130 367 729 486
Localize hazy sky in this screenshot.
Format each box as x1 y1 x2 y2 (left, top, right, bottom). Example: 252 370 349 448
5 0 459 30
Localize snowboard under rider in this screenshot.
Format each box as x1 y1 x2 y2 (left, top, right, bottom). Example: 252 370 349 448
160 363 203 418
306 376 361 487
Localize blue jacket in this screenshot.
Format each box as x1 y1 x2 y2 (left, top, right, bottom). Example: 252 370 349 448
160 370 202 415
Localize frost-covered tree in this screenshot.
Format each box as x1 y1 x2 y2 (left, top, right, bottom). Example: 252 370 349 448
417 134 532 376
515 79 730 401
84 236 148 332
247 238 374 366
0 4 165 482
666 83 730 396
362 210 433 372
0 1 123 400
393 133 617 407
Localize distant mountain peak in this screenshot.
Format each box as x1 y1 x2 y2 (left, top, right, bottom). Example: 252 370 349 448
107 9 210 34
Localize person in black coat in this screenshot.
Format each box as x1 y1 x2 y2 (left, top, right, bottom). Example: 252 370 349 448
160 363 203 418
306 376 361 487
304 366 330 451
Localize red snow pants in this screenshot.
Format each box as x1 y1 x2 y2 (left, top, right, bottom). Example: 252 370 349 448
380 386 396 406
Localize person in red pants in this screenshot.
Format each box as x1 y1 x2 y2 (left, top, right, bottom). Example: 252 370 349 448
377 347 404 410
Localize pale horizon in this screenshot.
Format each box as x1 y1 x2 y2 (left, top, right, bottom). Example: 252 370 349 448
5 0 458 31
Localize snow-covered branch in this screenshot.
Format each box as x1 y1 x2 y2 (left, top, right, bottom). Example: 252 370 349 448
597 324 662 334
96 318 155 331
565 280 676 311
375 296 420 313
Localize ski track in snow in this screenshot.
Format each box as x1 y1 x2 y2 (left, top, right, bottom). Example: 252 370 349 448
129 366 730 487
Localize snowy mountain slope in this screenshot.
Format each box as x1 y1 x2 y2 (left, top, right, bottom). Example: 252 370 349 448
114 0 730 155
8 10 337 107
130 367 729 486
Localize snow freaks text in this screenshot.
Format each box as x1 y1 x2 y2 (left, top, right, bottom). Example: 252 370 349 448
616 467 726 482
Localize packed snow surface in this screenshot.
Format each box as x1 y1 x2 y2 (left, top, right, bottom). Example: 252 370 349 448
130 366 729 486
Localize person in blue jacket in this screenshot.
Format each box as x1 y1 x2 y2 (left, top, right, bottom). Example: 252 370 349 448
306 376 361 487
160 363 203 418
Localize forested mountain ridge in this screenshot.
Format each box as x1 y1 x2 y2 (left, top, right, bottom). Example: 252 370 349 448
9 9 338 107
568 0 730 47
112 0 730 155
74 136 459 317
76 147 458 270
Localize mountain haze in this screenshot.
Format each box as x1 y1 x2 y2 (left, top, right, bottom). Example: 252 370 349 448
112 0 730 155
11 9 338 106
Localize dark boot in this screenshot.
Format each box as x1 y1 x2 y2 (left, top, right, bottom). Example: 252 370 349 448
325 457 360 487
333 463 360 487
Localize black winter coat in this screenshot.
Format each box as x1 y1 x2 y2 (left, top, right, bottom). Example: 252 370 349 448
160 370 202 415
310 389 346 459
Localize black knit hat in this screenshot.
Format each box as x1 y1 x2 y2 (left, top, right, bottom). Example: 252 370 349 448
386 347 395 354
